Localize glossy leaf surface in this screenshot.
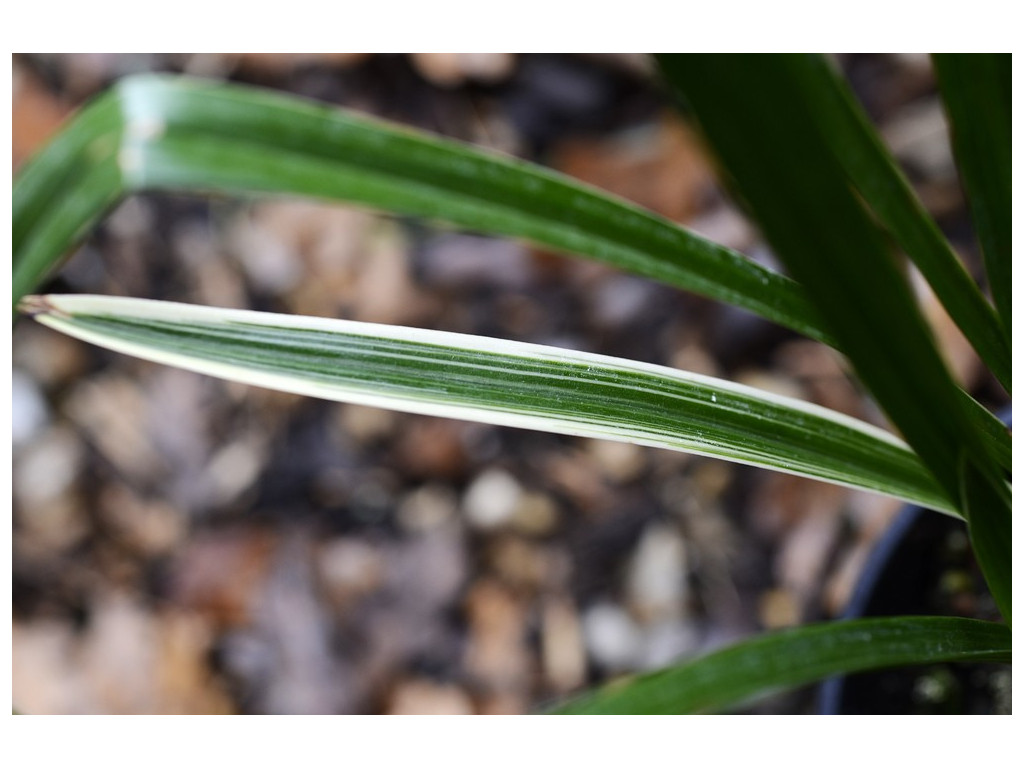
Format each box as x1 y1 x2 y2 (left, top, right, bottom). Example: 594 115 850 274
656 54 1006 527
789 54 1009 393
549 617 1010 714
932 54 1012 334
22 294 955 515
13 75 829 344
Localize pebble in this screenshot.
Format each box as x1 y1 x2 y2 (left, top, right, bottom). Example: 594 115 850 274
317 538 385 607
551 115 709 222
487 535 549 591
65 374 165 485
881 98 955 179
78 592 159 714
419 233 533 291
168 530 275 628
12 370 49 446
106 196 155 239
173 221 248 310
463 468 523 530
13 425 82 507
349 227 422 326
910 267 981 389
476 692 528 715
626 523 688 624
339 403 396 444
251 533 355 714
638 619 700 670
386 679 475 714
394 418 469 479
588 275 660 328
758 588 801 629
410 53 516 88
205 435 267 507
13 495 87 553
691 461 733 502
542 451 609 512
99 486 185 556
227 208 305 294
775 487 846 601
685 205 756 252
541 597 587 693
734 369 807 402
669 340 723 379
397 484 458 532
582 602 642 671
464 580 530 691
13 620 90 714
12 323 88 387
387 521 467 613
509 491 560 536
587 439 646 484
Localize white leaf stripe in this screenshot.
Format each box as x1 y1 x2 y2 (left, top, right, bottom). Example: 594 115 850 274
26 295 955 515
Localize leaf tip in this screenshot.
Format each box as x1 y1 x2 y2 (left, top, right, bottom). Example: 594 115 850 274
18 295 66 319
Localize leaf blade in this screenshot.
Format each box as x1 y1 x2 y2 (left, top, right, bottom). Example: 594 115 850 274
789 54 1010 393
932 54 1012 334
22 294 955 516
655 54 1004 520
961 457 1012 625
13 74 831 345
547 617 1010 714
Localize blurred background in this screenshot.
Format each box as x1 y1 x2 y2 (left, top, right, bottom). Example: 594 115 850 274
11 53 1007 714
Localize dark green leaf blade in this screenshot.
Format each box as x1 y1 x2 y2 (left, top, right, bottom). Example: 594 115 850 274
961 457 1012 625
12 92 124 307
961 392 1012 472
548 617 1010 714
789 54 1009 393
13 74 830 345
932 54 1012 335
655 53 999 518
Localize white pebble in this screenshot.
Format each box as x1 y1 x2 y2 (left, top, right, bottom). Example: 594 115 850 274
12 371 49 446
463 469 522 530
627 523 688 623
582 603 642 671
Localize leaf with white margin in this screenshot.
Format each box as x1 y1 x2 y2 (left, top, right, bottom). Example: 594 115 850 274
22 294 956 516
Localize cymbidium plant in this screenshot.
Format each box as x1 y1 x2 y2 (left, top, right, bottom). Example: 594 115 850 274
13 53 1010 713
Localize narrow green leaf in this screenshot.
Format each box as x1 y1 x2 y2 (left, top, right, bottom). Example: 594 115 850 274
13 74 830 345
961 457 1012 625
21 294 955 515
932 54 1012 335
656 54 1000 518
788 54 1009 393
547 617 1010 714
13 73 996 444
13 92 124 306
961 393 1012 473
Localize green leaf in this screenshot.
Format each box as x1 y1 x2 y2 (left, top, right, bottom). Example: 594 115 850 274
13 74 830 345
13 91 124 307
932 54 1012 335
547 617 1010 714
961 457 1012 625
788 54 1010 394
656 54 1001 520
13 73 997 446
961 393 1012 473
21 294 955 515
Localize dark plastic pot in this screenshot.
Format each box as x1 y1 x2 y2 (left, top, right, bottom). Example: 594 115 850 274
817 410 1011 715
